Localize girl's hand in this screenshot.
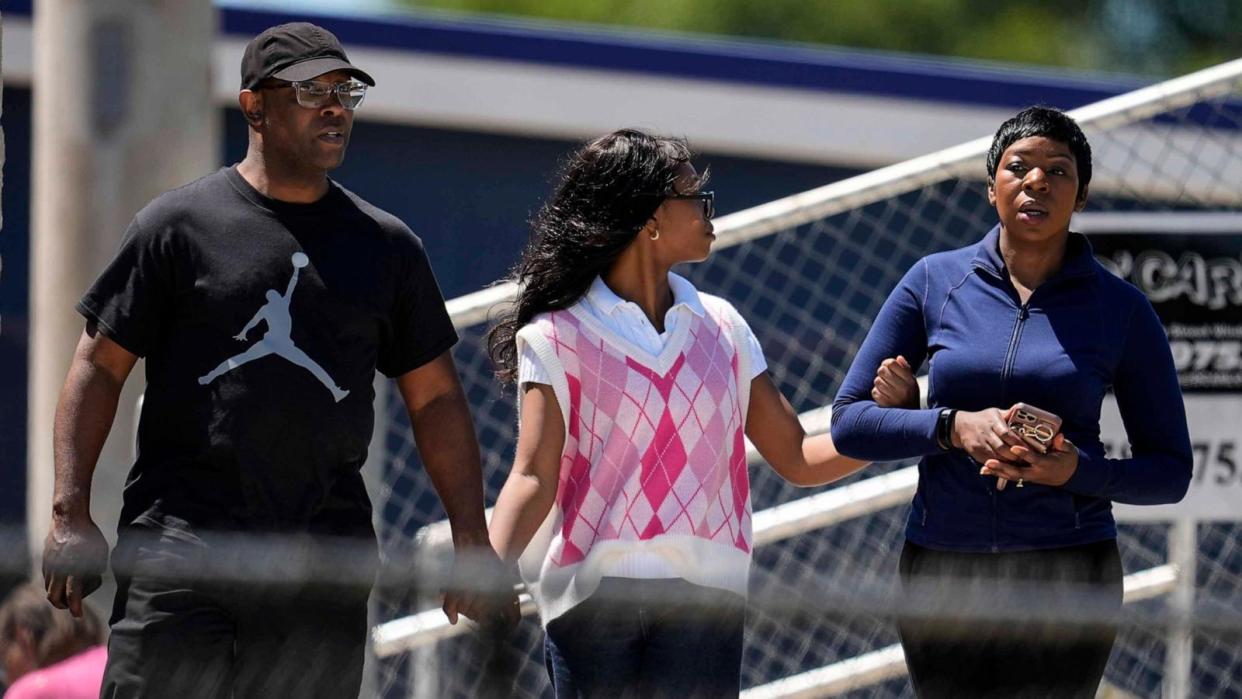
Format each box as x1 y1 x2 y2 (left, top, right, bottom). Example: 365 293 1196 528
872 355 919 408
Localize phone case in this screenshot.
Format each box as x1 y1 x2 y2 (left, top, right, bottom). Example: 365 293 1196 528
1006 403 1063 453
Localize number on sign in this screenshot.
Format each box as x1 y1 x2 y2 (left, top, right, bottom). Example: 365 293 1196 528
1193 442 1210 484
1216 441 1237 486
1190 440 1238 486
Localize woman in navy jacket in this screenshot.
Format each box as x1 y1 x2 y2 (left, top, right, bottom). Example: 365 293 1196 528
831 106 1192 698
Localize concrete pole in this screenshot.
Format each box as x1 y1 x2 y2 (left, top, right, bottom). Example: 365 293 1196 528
1164 519 1196 699
28 1 217 585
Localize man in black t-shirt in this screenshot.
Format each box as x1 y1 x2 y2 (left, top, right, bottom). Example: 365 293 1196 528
39 22 516 697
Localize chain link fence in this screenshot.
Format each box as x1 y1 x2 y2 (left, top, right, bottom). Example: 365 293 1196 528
371 59 1242 698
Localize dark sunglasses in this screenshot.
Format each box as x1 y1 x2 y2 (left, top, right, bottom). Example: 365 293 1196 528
643 190 715 219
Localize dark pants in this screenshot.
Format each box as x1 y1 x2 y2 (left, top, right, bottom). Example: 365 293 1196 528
897 538 1124 699
101 528 373 699
543 578 746 698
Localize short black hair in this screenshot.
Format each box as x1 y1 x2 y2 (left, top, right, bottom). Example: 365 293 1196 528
986 106 1092 199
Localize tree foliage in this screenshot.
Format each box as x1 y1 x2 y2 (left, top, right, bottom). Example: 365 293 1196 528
399 0 1240 77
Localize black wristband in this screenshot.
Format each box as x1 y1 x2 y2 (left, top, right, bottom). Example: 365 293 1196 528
936 408 957 451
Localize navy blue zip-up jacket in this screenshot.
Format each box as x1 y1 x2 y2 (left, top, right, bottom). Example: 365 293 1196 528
831 225 1192 553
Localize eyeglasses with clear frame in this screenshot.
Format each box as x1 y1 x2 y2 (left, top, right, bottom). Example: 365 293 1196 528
264 80 368 111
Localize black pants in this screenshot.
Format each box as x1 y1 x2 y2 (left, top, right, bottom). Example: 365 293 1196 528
897 539 1123 699
101 528 373 699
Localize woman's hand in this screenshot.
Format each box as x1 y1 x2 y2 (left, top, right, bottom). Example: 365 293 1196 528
981 433 1079 488
952 407 1026 467
872 355 919 408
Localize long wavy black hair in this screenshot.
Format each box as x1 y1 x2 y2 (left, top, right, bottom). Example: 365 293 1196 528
487 128 704 384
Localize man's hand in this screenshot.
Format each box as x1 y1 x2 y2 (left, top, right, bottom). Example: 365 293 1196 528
981 433 1079 488
42 513 109 618
872 356 919 408
397 353 521 632
442 537 521 633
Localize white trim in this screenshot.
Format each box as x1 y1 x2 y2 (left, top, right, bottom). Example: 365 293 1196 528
723 304 754 429
533 535 753 626
567 298 693 376
515 322 572 435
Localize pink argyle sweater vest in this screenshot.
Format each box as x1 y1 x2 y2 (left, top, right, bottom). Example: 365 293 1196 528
515 294 754 624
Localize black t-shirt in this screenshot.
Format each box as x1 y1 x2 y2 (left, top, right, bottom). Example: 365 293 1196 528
78 166 457 538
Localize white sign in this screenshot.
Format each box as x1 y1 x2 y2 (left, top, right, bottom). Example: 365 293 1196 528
1111 394 1242 522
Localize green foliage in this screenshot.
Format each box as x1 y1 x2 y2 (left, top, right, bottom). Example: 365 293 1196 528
398 0 1241 77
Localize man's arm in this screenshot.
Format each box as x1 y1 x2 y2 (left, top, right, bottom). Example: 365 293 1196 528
43 323 137 617
395 351 518 627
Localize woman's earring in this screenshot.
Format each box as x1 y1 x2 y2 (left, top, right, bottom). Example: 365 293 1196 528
650 228 660 241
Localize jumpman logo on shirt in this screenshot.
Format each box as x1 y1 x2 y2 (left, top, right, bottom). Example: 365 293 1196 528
198 252 349 402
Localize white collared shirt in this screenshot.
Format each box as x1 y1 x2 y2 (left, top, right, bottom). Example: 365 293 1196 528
518 273 767 386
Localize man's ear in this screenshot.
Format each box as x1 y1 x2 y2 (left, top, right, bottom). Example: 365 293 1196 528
239 90 264 126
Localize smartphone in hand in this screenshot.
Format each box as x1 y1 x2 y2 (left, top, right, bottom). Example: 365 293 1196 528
1006 403 1062 454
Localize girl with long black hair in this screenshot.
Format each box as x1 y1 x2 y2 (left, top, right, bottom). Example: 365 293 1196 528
487 129 916 697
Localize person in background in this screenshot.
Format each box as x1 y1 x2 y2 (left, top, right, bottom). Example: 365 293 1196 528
831 106 1192 698
1 584 105 699
485 129 919 697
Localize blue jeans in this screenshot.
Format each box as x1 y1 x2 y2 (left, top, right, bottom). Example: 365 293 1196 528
543 577 746 698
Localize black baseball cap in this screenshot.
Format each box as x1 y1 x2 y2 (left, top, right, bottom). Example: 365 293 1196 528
241 22 375 89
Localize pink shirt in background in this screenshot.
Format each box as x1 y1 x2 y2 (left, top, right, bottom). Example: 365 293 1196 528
4 645 106 699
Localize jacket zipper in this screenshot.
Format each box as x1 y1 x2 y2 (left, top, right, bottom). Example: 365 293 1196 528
1000 302 1031 400
995 301 1029 551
